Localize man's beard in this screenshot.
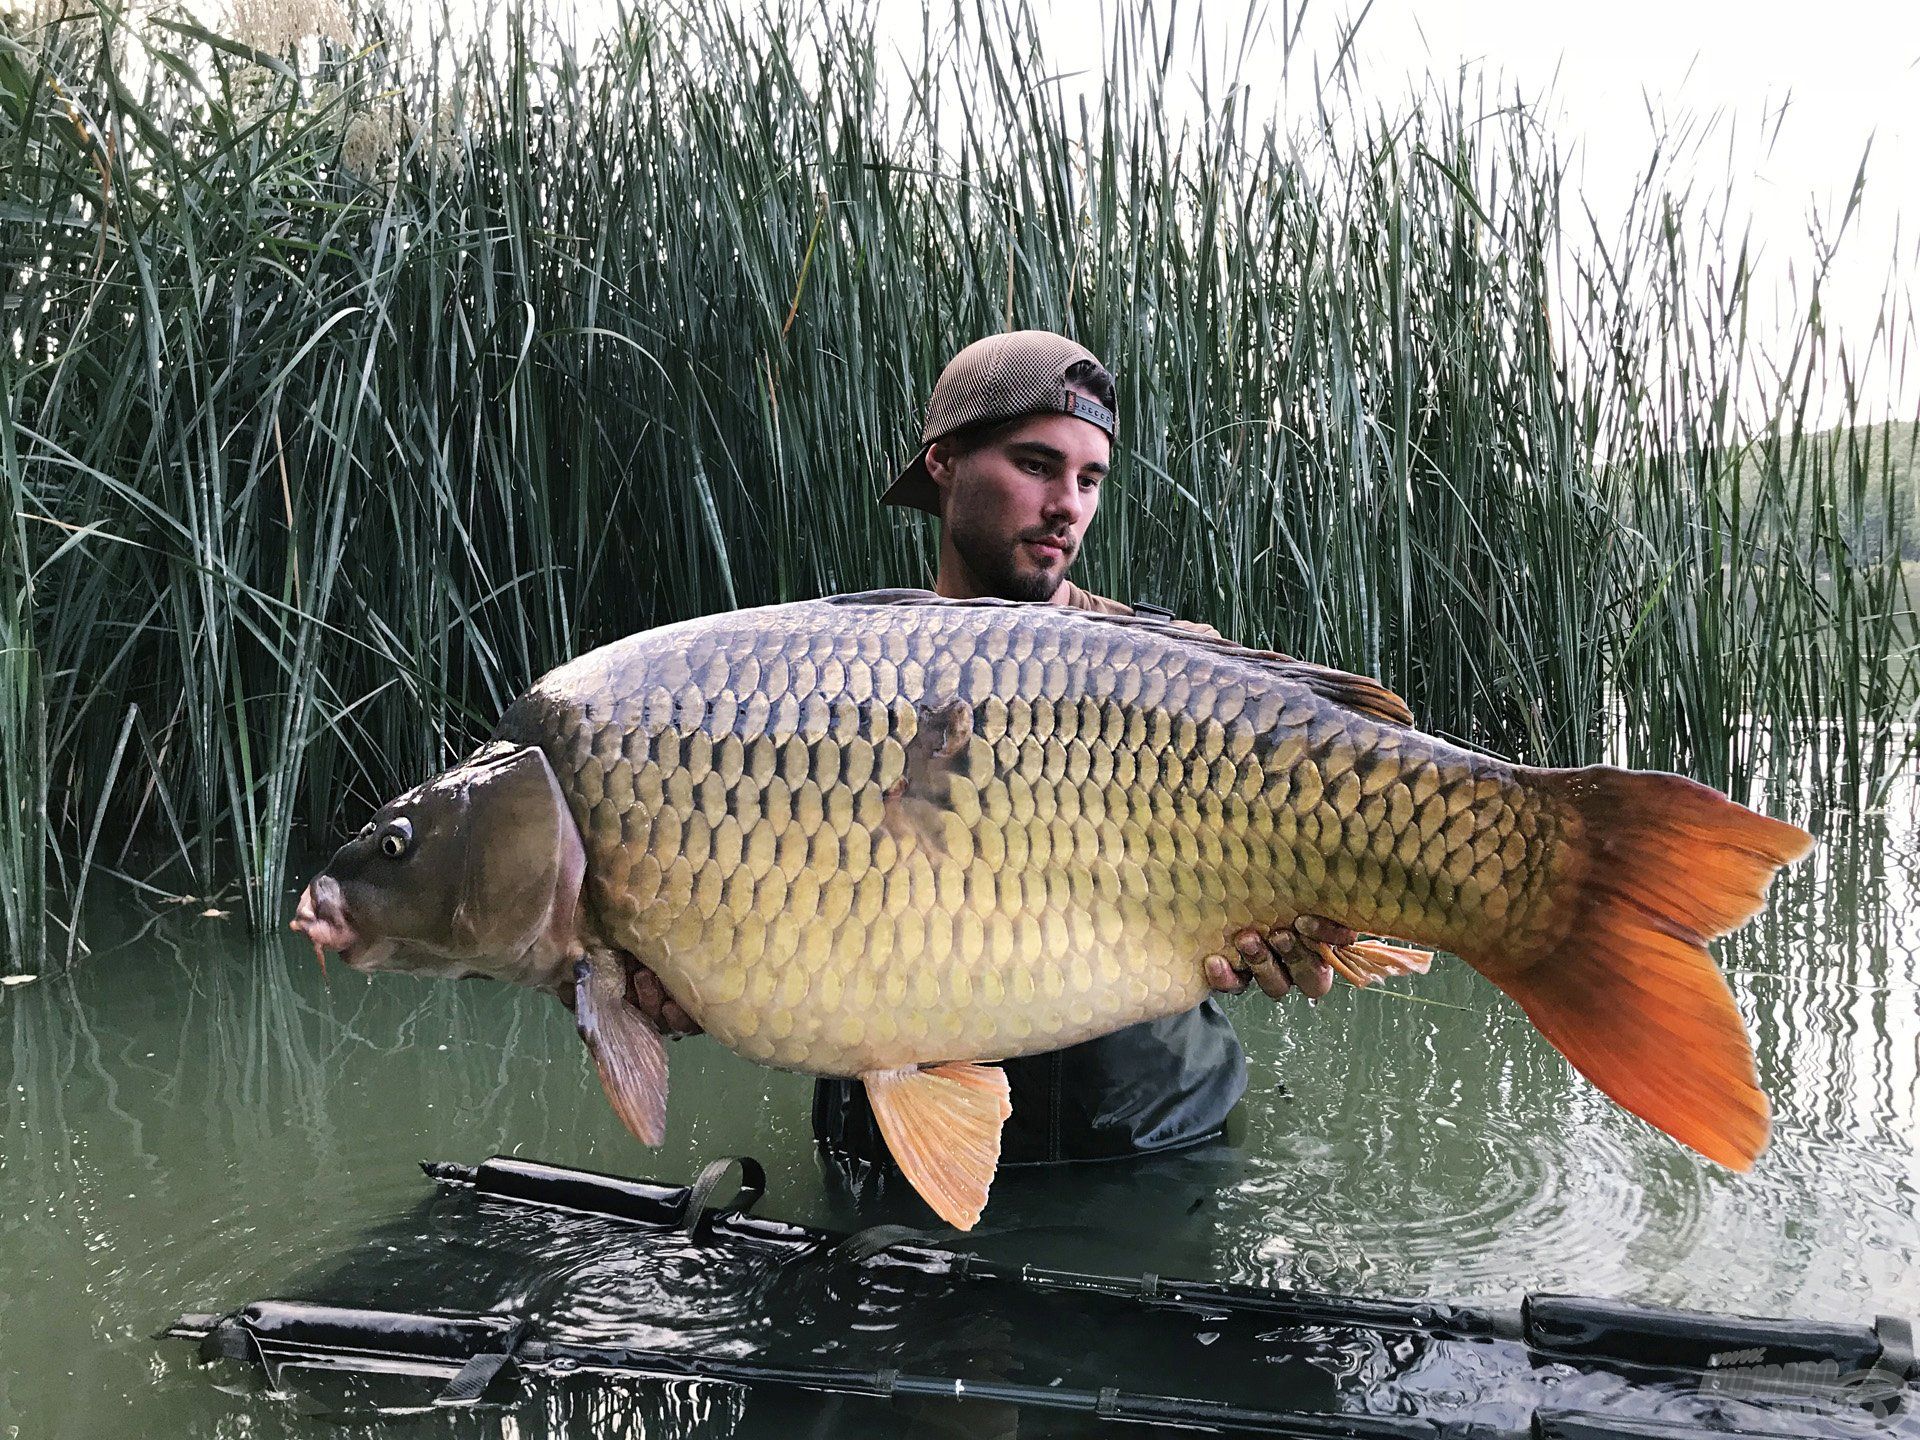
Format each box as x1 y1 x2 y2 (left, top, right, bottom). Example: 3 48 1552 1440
948 512 1072 602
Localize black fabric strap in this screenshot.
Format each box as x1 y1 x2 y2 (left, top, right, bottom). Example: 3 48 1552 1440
1876 1314 1917 1380
433 1319 529 1407
833 1223 949 1263
677 1155 767 1235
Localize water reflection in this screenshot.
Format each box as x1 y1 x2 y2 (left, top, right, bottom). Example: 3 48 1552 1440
1 773 1916 1436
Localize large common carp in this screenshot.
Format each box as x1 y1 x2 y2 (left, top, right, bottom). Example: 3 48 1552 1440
292 592 1812 1228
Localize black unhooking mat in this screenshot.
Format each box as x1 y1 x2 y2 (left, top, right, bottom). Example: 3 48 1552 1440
166 1154 1920 1440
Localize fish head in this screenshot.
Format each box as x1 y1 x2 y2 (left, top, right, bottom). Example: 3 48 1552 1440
290 741 586 988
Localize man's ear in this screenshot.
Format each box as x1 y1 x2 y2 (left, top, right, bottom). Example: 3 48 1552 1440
924 438 958 491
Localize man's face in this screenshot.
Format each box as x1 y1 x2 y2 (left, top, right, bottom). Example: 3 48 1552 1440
926 398 1110 603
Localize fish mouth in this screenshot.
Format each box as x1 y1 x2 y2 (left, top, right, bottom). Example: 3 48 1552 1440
290 875 381 969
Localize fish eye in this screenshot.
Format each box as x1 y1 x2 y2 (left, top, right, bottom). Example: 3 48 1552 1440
380 817 413 859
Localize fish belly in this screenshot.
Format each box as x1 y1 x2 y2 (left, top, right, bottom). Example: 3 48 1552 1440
495 596 1558 1077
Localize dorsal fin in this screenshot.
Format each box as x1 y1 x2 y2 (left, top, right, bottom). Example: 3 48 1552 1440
820 588 947 606
1273 662 1415 728
817 591 1416 729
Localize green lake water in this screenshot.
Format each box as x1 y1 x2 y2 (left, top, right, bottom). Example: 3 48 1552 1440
2 773 1916 1436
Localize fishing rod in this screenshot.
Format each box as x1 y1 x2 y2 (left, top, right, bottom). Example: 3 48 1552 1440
163 1298 1850 1440
420 1153 1920 1386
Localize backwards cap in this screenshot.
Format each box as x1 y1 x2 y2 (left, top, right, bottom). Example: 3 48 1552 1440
881 330 1117 515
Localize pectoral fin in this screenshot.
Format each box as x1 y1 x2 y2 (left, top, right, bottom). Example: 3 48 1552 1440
879 701 978 862
862 1062 1011 1231
573 952 669 1145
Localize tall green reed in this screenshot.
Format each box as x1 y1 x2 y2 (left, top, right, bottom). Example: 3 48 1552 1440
0 0 1912 965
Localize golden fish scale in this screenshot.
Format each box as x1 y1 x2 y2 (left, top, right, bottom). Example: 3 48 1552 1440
498 599 1565 1076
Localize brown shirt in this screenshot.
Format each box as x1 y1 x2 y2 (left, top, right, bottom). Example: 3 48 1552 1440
1059 580 1225 642
1057 579 1132 616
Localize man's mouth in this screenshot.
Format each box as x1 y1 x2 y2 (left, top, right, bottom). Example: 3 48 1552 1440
1022 534 1072 562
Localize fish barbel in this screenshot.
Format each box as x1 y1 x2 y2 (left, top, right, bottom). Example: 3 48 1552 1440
291 592 1812 1228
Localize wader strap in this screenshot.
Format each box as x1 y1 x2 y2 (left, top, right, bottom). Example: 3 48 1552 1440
1130 600 1175 621
677 1155 767 1235
833 1223 950 1263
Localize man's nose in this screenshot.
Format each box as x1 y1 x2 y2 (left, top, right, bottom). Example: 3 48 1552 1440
1039 480 1083 525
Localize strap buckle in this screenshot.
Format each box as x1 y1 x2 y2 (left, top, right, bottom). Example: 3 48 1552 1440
1064 392 1116 435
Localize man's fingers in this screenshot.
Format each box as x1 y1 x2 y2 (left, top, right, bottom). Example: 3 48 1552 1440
627 963 664 1012
1284 917 1353 996
1211 921 1364 1002
660 1000 703 1036
1294 914 1359 949
1291 952 1336 1000
1203 952 1251 994
619 952 703 1034
1250 955 1294 1001
1229 927 1295 1000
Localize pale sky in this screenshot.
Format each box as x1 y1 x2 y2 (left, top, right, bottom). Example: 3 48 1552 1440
444 0 1918 420
871 0 1920 421
1334 0 1917 407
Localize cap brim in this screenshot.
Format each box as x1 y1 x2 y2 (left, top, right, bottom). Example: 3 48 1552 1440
880 447 942 515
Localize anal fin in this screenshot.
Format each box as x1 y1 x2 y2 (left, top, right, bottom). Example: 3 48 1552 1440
862 1062 1011 1231
1318 938 1435 988
573 951 669 1145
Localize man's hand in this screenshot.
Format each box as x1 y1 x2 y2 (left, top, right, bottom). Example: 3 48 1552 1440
1203 915 1357 1002
555 950 702 1037
624 952 702 1036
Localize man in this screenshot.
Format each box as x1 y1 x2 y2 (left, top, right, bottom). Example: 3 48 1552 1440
807 329 1358 1172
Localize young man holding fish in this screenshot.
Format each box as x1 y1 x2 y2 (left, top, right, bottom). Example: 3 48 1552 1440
634 330 1361 1170
290 327 1806 1232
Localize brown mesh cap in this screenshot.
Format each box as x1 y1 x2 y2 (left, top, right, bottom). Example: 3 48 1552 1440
881 330 1117 515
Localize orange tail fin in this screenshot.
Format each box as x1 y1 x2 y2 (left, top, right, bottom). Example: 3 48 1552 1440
1469 767 1812 1171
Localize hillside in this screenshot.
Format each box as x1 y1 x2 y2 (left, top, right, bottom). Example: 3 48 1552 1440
1737 419 1919 562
